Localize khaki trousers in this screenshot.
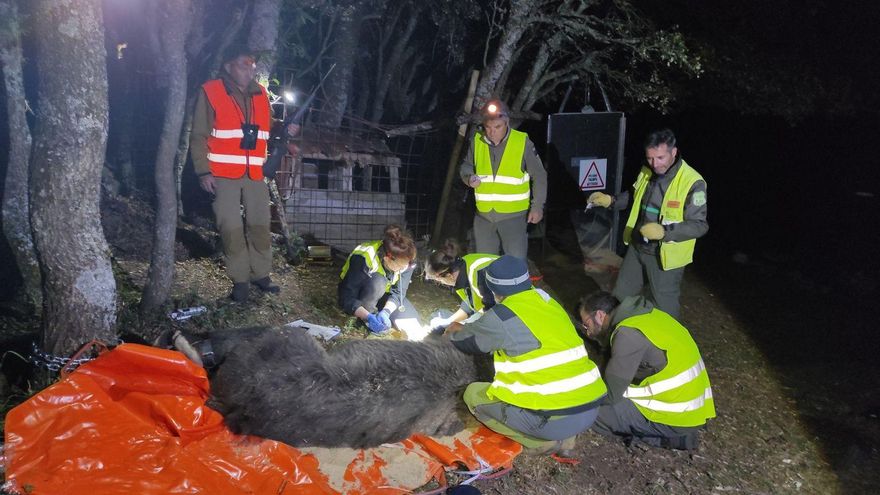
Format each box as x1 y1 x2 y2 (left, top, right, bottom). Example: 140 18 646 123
213 177 272 284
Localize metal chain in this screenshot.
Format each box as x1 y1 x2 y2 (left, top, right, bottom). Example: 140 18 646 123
29 339 123 372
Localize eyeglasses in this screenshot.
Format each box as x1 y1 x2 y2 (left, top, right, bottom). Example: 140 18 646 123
580 312 597 330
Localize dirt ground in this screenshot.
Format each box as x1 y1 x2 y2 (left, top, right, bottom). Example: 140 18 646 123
2 199 878 494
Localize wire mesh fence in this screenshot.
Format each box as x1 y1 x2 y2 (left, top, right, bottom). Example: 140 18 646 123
273 113 440 252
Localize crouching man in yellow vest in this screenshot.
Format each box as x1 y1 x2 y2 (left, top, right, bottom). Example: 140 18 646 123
448 255 607 456
578 291 715 450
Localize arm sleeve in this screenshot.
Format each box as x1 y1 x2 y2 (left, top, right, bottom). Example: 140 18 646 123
450 310 509 354
663 180 708 242
451 334 484 354
459 139 477 184
451 306 541 356
338 256 371 315
604 327 650 404
524 139 547 210
388 266 413 307
459 299 476 316
190 89 214 176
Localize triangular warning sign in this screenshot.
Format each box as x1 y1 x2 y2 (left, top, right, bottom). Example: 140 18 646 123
580 161 605 189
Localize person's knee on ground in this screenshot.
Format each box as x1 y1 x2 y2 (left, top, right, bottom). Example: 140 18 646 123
358 274 389 312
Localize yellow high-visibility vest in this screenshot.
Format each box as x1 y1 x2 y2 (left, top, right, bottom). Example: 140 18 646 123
340 241 399 290
454 254 498 313
624 161 704 270
473 130 530 214
613 309 715 427
488 289 607 411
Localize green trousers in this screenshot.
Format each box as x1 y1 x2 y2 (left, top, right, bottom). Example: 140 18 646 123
212 177 272 284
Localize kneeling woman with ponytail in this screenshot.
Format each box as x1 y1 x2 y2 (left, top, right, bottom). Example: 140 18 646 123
424 238 498 331
338 224 421 334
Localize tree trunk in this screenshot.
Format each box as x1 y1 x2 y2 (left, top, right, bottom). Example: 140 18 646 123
317 0 367 128
369 4 419 123
0 0 42 315
247 0 282 86
29 0 116 355
474 0 537 106
141 0 192 312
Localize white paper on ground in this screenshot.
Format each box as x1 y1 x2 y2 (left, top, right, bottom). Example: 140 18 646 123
285 319 342 341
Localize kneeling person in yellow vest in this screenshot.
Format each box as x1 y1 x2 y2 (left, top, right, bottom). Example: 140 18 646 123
449 255 607 455
423 238 498 334
338 224 422 336
578 291 715 450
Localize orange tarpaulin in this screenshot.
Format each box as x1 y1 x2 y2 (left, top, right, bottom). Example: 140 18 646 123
2 344 521 494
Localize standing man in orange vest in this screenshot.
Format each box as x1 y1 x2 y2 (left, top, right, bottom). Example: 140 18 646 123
460 100 547 260
191 46 279 302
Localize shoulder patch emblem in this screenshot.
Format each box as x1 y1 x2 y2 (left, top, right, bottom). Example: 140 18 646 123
692 191 707 206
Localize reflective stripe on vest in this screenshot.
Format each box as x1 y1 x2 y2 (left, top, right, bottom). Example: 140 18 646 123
623 160 705 270
473 130 530 213
205 154 265 166
210 128 270 140
339 241 399 289
454 254 498 313
624 358 707 398
613 308 715 427
493 367 603 396
487 289 607 411
630 388 714 413
202 79 271 180
494 346 589 374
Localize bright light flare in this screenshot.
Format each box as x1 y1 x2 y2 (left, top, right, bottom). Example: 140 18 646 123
284 91 296 103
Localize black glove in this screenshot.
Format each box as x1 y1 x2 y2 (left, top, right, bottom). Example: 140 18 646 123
263 147 282 180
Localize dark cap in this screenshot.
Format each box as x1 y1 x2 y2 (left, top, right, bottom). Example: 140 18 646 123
485 255 531 296
222 44 258 64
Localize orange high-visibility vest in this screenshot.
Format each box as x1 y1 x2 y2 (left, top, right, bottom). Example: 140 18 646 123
203 79 271 180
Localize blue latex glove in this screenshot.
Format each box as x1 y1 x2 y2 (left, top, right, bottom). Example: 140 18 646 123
366 313 389 333
378 309 392 329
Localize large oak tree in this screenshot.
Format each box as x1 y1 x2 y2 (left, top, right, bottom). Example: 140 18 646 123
29 0 116 354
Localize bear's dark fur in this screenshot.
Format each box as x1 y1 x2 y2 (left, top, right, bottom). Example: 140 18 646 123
203 326 493 448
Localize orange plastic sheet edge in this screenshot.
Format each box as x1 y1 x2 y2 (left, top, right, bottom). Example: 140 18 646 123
3 344 521 494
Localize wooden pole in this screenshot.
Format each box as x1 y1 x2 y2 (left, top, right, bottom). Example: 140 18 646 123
268 176 303 265
432 70 480 244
